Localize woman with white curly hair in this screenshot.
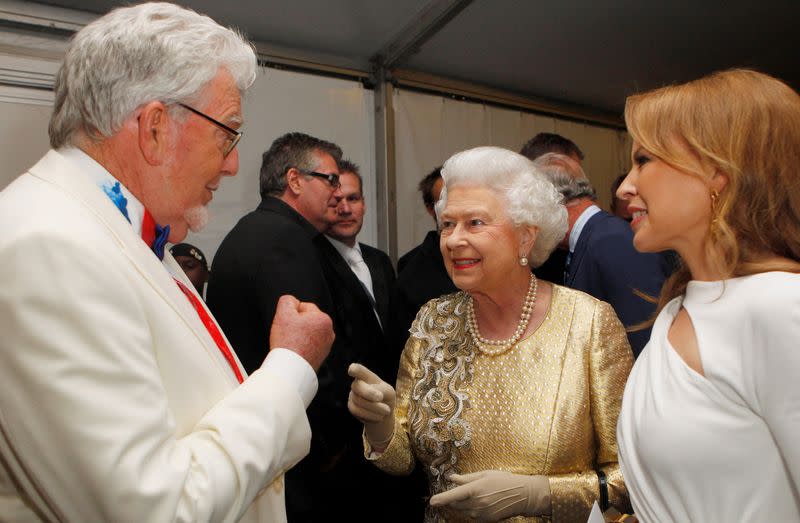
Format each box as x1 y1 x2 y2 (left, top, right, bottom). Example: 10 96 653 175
348 146 633 522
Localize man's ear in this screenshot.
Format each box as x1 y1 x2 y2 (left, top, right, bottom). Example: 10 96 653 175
138 101 171 166
286 168 303 195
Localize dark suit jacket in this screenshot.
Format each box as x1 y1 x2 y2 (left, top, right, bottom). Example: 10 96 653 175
207 196 333 374
208 197 350 520
533 248 568 285
315 238 396 382
565 209 670 357
314 237 426 522
361 243 396 334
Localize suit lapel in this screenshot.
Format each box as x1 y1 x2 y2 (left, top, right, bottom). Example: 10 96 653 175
361 245 389 324
319 238 381 330
28 150 244 383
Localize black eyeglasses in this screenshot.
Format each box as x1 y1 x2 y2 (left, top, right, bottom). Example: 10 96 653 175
177 103 242 158
301 170 341 188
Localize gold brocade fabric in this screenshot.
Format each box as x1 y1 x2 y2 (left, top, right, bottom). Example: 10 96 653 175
370 286 633 522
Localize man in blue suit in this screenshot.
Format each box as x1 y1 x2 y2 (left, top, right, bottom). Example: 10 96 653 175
534 153 670 357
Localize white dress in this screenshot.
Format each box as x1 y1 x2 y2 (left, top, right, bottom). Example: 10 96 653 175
617 272 800 522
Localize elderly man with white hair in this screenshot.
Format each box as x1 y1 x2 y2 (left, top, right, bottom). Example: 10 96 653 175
0 3 332 522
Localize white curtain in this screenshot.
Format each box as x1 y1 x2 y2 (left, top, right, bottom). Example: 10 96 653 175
191 67 376 262
0 62 377 264
394 88 630 257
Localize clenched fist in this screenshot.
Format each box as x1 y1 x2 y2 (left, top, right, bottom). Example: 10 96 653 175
270 295 333 372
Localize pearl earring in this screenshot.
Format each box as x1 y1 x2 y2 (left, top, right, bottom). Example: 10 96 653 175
519 256 528 266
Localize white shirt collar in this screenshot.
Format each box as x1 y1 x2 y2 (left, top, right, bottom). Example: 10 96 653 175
325 235 361 261
568 204 601 253
59 146 145 237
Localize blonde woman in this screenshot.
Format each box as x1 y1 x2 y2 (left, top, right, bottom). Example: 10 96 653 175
616 69 800 521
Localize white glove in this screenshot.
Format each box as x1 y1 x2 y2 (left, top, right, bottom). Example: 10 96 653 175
347 363 396 449
429 470 551 522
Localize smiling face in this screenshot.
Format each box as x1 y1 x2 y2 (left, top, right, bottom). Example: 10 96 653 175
617 140 717 258
154 69 242 242
327 171 365 246
439 185 530 297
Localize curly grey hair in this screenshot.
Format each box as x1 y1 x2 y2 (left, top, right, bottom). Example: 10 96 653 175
532 153 598 202
435 146 568 268
49 2 257 148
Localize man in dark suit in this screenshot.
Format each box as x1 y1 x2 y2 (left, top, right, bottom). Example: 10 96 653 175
395 167 457 350
320 159 396 379
534 153 670 357
317 160 426 521
207 132 341 373
207 132 348 520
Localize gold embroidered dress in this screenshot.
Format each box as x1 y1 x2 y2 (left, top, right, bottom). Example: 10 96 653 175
369 286 633 522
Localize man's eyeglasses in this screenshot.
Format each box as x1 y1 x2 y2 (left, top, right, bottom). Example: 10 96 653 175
301 170 341 189
177 103 242 158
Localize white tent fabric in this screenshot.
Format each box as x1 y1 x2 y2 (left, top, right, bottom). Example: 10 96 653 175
0 64 377 263
190 66 376 262
393 87 631 258
0 45 631 265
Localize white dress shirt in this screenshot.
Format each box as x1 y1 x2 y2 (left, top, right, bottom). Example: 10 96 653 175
325 235 382 327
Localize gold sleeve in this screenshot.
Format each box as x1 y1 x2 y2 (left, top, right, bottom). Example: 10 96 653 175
549 300 634 521
363 305 427 476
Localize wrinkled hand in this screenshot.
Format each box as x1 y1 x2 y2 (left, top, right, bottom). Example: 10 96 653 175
429 470 551 522
347 363 396 449
269 295 334 372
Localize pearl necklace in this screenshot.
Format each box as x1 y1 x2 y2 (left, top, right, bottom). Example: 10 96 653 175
467 273 538 356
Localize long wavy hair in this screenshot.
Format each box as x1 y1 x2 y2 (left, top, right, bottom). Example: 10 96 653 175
625 69 800 318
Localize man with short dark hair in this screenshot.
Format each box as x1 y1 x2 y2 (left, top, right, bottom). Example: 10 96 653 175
398 167 444 271
208 131 342 373
209 133 379 521
324 160 396 341
520 132 585 165
0 4 333 521
313 160 424 520
395 167 457 350
534 153 670 357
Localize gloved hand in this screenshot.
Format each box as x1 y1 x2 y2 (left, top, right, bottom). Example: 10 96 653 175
429 470 551 522
347 363 396 450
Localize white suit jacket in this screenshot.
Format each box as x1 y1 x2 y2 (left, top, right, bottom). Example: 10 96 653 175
0 150 312 522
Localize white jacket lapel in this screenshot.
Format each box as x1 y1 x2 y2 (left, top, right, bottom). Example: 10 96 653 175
28 150 245 383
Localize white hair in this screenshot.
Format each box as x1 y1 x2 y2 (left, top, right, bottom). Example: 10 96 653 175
436 146 568 267
49 2 257 148
533 152 598 202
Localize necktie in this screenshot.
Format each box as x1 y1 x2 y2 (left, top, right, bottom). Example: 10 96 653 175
141 209 170 260
348 249 382 327
349 249 375 301
174 278 244 384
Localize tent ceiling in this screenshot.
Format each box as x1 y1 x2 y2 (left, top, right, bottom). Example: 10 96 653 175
32 0 800 116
